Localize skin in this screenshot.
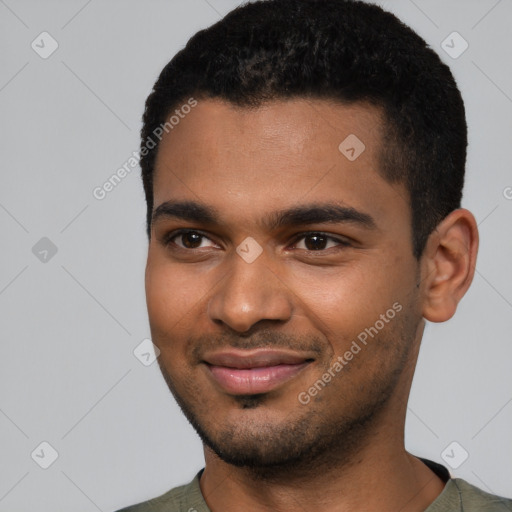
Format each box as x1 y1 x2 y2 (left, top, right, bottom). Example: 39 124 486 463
145 98 478 511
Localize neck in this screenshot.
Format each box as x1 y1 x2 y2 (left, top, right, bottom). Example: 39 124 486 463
200 408 445 511
201 445 444 512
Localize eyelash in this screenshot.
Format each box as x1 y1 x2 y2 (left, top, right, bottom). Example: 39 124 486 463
162 229 351 252
290 232 351 251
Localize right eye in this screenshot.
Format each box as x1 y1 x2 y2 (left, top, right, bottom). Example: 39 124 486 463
165 230 219 250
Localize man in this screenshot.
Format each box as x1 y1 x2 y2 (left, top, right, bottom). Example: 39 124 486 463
117 0 511 510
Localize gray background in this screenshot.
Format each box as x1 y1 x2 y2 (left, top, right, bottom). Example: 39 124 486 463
0 0 511 510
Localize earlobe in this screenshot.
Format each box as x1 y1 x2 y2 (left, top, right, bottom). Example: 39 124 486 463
421 209 479 323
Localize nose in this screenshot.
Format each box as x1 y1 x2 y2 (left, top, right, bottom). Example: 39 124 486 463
207 251 293 333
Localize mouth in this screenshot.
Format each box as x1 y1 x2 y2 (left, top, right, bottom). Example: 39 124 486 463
202 349 314 395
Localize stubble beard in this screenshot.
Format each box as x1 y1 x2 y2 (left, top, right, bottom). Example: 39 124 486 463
156 318 415 481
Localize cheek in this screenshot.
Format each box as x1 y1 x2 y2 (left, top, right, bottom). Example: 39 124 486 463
145 255 209 336
145 259 205 380
290 263 388 320
287 256 410 350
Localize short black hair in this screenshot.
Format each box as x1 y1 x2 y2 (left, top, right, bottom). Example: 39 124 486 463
140 0 467 259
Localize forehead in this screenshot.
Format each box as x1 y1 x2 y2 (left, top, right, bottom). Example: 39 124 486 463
152 98 407 229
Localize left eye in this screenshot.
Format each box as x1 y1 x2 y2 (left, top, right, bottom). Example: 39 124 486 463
293 233 349 251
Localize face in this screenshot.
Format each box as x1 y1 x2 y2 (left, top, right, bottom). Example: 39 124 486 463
145 98 423 471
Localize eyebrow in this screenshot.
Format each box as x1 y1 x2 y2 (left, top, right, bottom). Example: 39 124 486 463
151 200 377 231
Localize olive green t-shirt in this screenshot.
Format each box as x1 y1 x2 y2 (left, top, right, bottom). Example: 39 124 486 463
116 459 512 511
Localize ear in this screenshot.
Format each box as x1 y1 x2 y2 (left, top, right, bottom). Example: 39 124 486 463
420 208 479 323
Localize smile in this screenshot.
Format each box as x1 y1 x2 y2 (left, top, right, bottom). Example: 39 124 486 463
203 349 313 395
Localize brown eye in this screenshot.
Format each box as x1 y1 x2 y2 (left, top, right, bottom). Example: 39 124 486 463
304 234 328 250
180 232 202 248
167 230 217 249
293 232 350 251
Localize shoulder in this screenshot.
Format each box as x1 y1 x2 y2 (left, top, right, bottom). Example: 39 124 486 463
114 471 208 512
420 457 512 512
430 477 512 511
453 478 512 511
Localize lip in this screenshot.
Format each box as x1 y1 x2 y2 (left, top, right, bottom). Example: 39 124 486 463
203 349 313 395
